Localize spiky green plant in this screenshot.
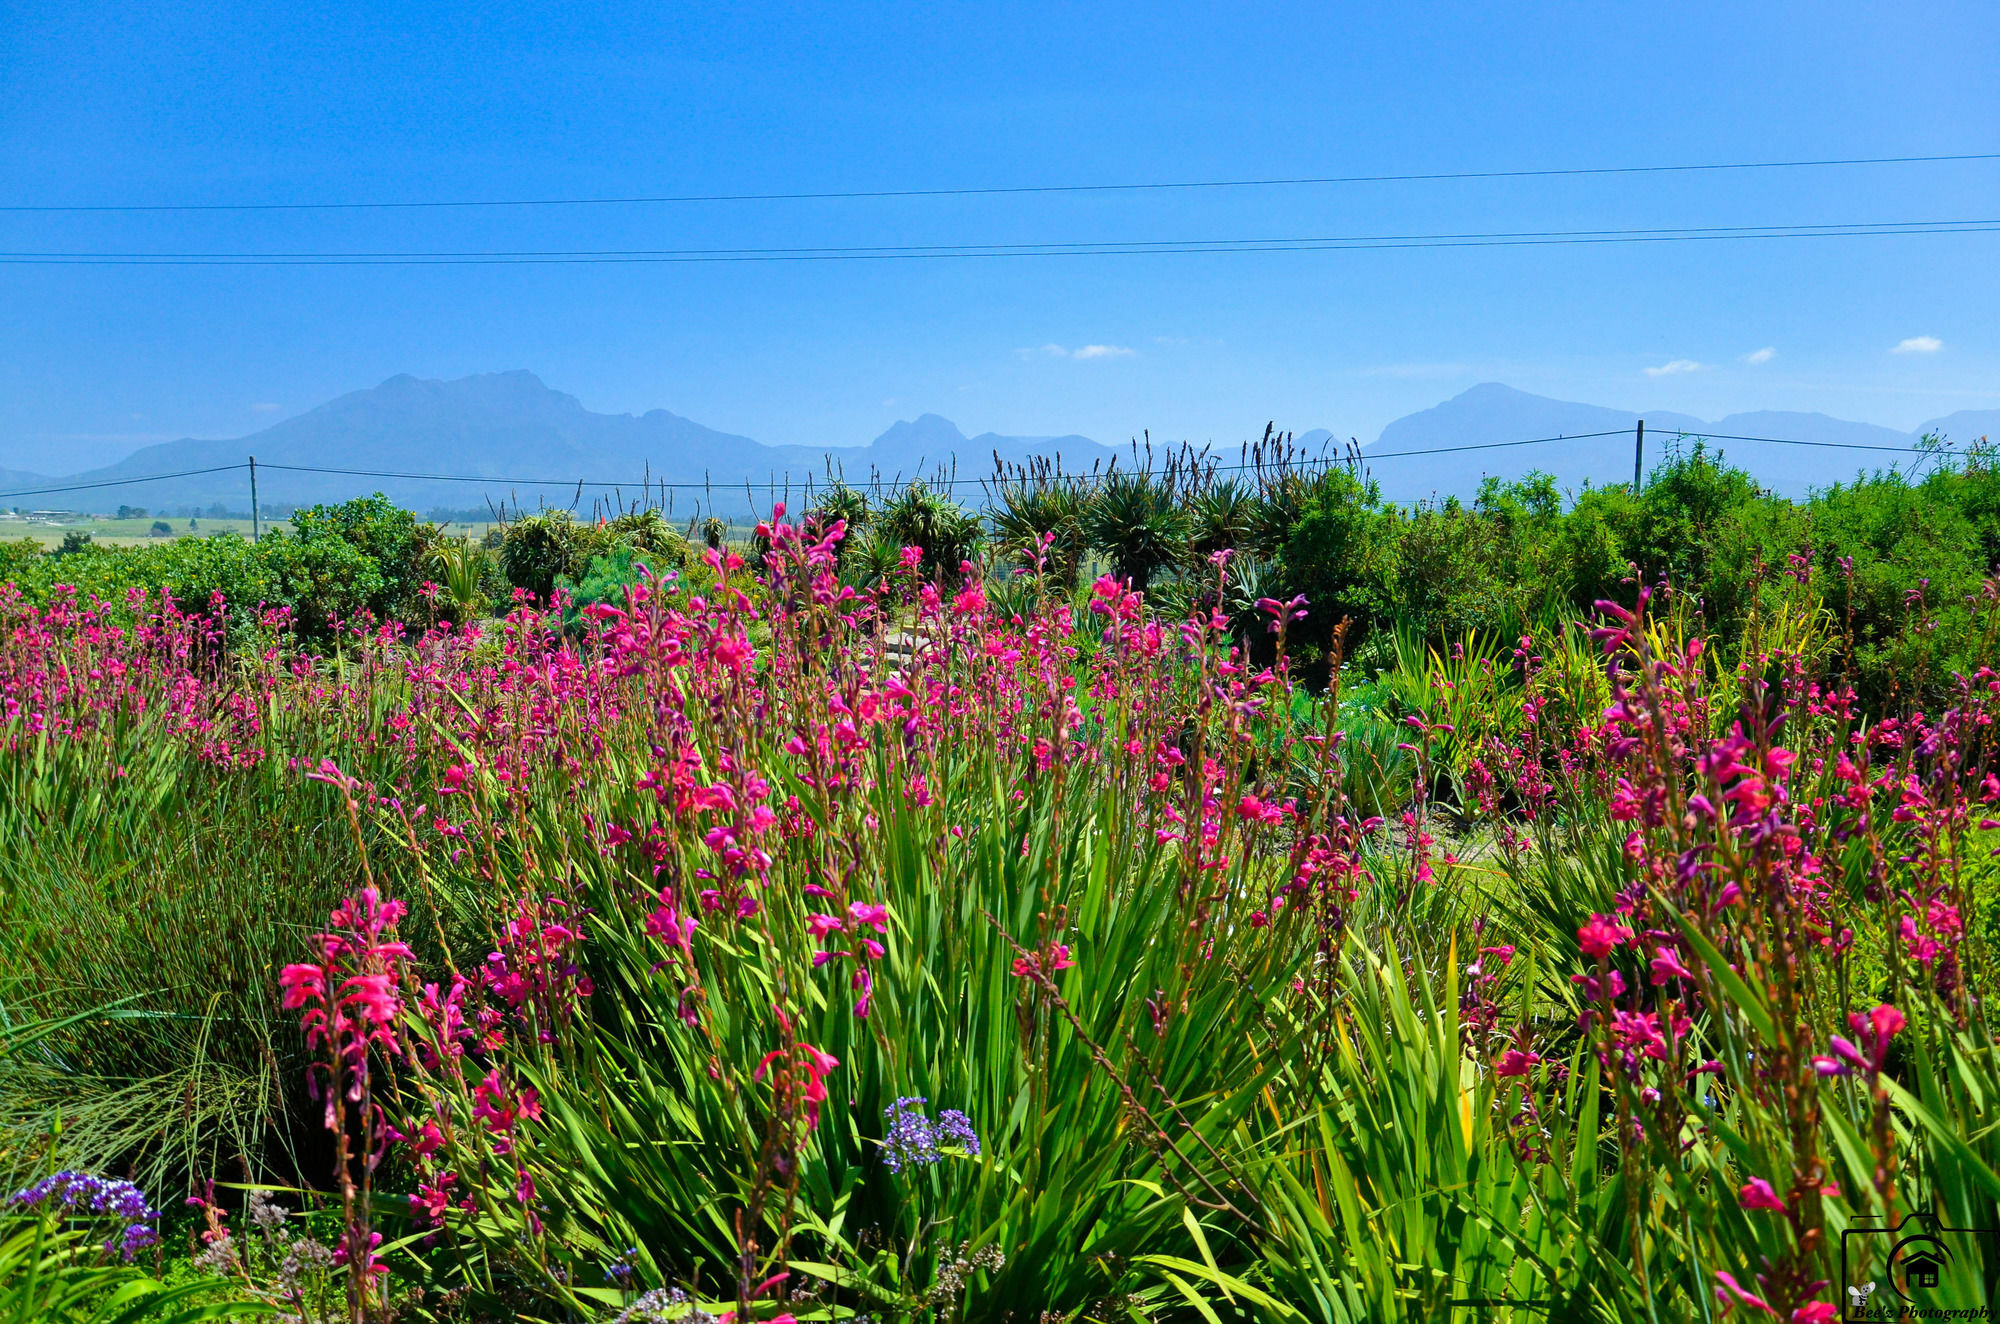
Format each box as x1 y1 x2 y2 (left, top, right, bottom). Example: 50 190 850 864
876 483 982 582
990 478 1088 591
1083 470 1190 592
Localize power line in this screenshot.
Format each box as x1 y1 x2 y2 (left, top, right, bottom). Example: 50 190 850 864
0 464 249 501
1363 430 1631 459
0 426 1936 504
1643 428 1923 454
3 152 1995 214
4 218 1996 266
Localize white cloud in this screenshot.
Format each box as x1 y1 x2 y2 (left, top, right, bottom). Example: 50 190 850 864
1017 343 1136 362
1644 359 1702 377
1892 335 1943 354
1742 347 1776 365
249 401 282 412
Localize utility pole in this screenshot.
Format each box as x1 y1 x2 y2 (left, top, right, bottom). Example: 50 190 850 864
248 455 260 542
1633 420 1645 490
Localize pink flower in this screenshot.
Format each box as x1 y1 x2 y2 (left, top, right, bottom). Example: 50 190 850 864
1790 1304 1837 1322
1494 1049 1540 1078
1713 1269 1774 1315
1828 1003 1905 1074
1738 1177 1787 1212
753 1042 841 1129
847 902 889 933
1649 946 1695 985
1577 914 1633 959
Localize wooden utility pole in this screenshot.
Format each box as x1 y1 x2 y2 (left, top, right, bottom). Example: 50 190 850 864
248 456 260 541
1633 420 1645 490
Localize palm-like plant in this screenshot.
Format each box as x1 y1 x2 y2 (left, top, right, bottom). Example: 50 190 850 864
605 509 690 566
990 478 1088 590
1190 479 1257 562
876 483 982 582
429 537 489 617
1083 470 1190 592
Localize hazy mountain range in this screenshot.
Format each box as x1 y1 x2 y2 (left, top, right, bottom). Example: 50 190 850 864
3 372 1994 518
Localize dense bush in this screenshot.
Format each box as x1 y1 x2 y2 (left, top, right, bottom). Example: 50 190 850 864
0 494 455 645
876 482 981 582
4 443 1995 715
498 508 693 605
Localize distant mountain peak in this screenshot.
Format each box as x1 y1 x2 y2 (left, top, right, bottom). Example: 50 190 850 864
7 371 1956 517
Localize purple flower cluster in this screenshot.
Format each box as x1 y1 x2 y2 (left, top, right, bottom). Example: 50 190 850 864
8 1171 158 1260
881 1098 981 1173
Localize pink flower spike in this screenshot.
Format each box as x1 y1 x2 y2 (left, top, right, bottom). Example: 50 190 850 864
1738 1177 1787 1212
1713 1269 1775 1315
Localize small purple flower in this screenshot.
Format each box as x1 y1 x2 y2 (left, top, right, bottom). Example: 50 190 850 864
604 1245 640 1286
882 1099 981 1172
9 1172 158 1261
935 1109 981 1157
882 1097 938 1173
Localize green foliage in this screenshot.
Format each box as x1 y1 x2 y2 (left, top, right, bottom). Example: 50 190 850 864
498 508 691 606
991 477 1088 589
1276 466 1397 656
0 540 39 584
806 482 871 563
555 545 647 628
272 494 440 626
1189 479 1258 563
0 684 460 1193
876 483 982 582
0 1215 262 1323
427 536 492 620
1083 470 1191 591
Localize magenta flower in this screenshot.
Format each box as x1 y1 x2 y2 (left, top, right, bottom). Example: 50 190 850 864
847 901 889 933
1738 1177 1786 1212
1713 1269 1772 1315
1577 914 1633 959
1649 946 1695 985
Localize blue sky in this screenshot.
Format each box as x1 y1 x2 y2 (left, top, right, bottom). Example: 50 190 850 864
1 1 1995 472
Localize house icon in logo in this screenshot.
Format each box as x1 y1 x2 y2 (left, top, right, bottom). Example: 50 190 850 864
1902 1248 1946 1290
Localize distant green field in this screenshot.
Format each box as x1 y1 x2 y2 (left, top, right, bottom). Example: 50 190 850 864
0 515 497 547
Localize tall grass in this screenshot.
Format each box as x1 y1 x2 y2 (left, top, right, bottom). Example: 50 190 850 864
3 516 1998 1321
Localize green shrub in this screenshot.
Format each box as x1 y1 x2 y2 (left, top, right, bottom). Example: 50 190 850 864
1083 470 1190 592
1275 466 1397 656
498 511 582 603
877 483 982 583
275 494 440 625
990 478 1088 589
